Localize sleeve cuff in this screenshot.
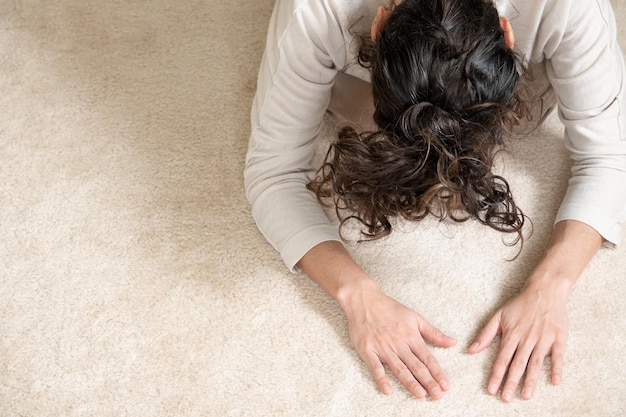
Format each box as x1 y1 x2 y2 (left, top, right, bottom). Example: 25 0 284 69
280 225 343 273
555 204 623 248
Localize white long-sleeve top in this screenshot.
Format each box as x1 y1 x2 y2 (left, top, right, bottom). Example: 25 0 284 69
245 0 626 272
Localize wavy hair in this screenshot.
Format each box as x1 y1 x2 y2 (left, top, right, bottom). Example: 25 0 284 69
309 0 530 246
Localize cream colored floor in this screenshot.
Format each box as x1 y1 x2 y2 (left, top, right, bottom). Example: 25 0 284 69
1 1 625 416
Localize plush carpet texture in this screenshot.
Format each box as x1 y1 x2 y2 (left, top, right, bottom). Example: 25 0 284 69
1 0 625 416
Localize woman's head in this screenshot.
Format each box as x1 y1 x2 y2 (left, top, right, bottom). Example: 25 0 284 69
371 0 519 129
310 0 528 245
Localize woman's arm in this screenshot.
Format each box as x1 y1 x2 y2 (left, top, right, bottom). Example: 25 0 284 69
245 0 347 271
298 240 457 399
470 0 626 401
246 1 455 399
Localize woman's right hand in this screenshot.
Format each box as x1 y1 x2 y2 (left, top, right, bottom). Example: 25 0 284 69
342 282 457 399
297 241 455 399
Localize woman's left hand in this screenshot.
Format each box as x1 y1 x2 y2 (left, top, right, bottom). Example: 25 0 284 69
468 281 570 402
468 220 603 402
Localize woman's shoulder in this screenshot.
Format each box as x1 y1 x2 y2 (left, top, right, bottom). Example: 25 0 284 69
272 0 381 76
496 0 613 63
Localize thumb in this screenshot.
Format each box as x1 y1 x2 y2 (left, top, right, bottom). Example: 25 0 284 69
419 319 457 348
468 312 502 354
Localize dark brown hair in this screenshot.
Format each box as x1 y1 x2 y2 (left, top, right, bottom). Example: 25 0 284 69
309 0 530 245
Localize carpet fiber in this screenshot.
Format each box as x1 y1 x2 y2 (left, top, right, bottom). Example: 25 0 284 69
1 1 625 416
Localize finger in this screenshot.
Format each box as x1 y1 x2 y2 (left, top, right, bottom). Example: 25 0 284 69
468 313 502 354
420 320 457 348
361 350 392 395
521 342 552 400
500 341 535 402
386 356 428 398
400 345 445 399
409 339 450 392
486 334 518 397
550 340 566 385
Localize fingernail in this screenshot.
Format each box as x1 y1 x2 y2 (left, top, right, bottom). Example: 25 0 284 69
440 379 449 391
469 342 479 351
553 375 562 385
522 387 533 399
487 384 498 395
502 390 513 402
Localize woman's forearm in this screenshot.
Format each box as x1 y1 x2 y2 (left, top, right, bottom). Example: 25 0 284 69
525 219 604 295
296 240 381 312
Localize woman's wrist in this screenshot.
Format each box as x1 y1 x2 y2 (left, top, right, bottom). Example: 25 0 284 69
524 268 574 302
335 275 382 315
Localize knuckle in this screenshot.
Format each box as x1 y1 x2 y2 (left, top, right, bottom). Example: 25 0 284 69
424 380 441 393
430 369 446 382
503 379 518 390
511 356 529 369
354 339 372 353
405 380 422 393
529 355 544 368
494 357 512 369
523 374 538 386
408 360 427 374
419 354 437 368
413 368 434 384
551 349 565 359
502 383 518 397
374 374 388 385
389 361 409 375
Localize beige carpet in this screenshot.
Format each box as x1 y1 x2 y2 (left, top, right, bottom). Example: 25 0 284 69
1 0 625 416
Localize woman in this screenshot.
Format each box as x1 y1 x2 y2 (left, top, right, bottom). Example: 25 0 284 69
245 0 626 402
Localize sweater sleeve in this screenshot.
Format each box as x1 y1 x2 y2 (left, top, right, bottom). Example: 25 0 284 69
542 0 626 245
244 0 348 272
